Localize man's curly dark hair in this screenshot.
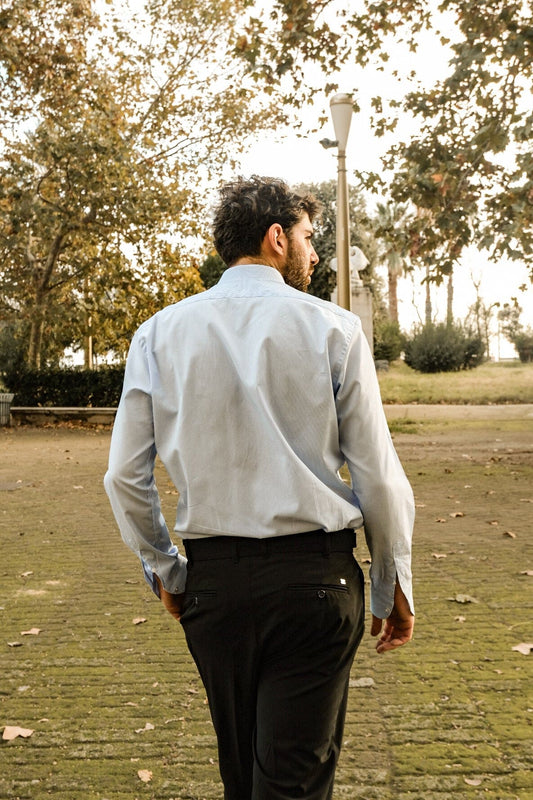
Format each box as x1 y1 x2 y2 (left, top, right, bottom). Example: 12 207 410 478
213 175 322 267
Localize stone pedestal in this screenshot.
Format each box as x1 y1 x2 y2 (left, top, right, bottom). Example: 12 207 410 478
331 285 373 352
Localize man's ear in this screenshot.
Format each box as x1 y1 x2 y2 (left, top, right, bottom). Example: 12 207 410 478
264 223 286 258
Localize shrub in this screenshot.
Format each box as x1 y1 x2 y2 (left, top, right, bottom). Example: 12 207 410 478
4 367 125 406
497 303 533 361
373 320 405 362
513 330 533 363
404 323 485 373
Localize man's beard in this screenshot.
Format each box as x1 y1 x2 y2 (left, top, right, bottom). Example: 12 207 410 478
281 238 311 292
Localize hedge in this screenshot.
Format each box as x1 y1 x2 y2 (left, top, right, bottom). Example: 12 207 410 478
4 367 125 407
404 323 485 373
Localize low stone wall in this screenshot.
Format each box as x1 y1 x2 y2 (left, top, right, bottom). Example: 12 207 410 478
10 406 117 426
8 403 533 427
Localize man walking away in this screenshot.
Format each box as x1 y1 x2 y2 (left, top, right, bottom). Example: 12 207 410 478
104 175 415 800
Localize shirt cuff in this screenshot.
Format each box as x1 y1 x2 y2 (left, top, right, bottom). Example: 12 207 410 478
141 555 188 597
369 561 414 619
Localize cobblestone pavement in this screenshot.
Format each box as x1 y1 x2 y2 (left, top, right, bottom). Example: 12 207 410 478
1 416 532 800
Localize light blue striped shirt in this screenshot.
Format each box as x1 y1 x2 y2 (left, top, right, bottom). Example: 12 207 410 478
104 264 414 618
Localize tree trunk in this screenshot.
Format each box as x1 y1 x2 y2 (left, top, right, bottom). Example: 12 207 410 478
25 229 67 369
27 296 47 369
84 317 94 370
388 269 399 323
425 266 432 325
446 270 454 326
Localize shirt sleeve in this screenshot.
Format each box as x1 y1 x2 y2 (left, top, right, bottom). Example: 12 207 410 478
335 319 415 619
103 328 187 595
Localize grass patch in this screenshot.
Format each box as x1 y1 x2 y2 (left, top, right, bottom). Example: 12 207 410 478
378 360 533 404
388 418 420 435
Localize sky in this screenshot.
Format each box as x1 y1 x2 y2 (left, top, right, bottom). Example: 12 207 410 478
236 12 532 360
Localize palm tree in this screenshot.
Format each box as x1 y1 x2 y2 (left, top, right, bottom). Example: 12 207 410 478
374 202 411 324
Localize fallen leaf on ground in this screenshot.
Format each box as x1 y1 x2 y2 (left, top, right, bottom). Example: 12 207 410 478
436 518 447 523
450 511 464 518
137 769 152 783
135 722 155 733
132 617 147 625
455 616 466 623
20 628 41 636
432 553 447 559
464 778 482 786
512 643 533 655
503 531 517 538
520 498 532 503
448 594 479 604
2 726 34 741
488 520 499 526
520 570 533 577
349 677 375 688
8 642 22 647
20 571 33 578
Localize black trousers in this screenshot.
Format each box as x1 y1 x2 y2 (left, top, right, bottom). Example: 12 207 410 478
180 530 365 800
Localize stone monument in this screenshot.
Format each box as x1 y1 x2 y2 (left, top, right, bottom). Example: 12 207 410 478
330 246 373 350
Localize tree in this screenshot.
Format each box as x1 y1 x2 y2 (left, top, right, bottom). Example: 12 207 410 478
243 1 533 281
199 253 227 291
386 1 533 278
373 202 412 323
73 246 204 364
464 274 500 358
0 0 289 367
498 300 533 362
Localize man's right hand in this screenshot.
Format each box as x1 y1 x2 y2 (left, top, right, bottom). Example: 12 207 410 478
371 582 414 654
155 575 184 622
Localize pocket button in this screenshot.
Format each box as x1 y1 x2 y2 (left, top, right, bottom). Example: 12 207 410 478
317 589 326 599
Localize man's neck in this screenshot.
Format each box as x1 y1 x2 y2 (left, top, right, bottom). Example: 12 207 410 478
231 256 277 269
231 256 280 271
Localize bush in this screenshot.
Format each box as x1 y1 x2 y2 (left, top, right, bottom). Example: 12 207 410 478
373 320 405 362
4 367 125 406
512 330 533 363
404 323 485 373
497 303 533 362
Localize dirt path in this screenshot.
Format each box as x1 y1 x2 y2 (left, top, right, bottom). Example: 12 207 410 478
1 418 532 800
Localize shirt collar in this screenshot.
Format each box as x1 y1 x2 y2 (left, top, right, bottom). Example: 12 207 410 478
217 264 285 286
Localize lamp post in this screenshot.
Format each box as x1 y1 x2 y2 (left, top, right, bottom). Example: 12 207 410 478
329 93 354 311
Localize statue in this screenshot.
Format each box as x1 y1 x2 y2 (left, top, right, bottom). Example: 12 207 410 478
329 246 369 289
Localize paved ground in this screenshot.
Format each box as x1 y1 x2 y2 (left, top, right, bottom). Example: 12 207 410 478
1 414 532 800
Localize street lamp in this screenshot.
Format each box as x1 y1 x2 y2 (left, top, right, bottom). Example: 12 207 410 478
329 93 354 311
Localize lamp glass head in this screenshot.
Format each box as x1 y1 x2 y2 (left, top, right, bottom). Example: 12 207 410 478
330 93 353 151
